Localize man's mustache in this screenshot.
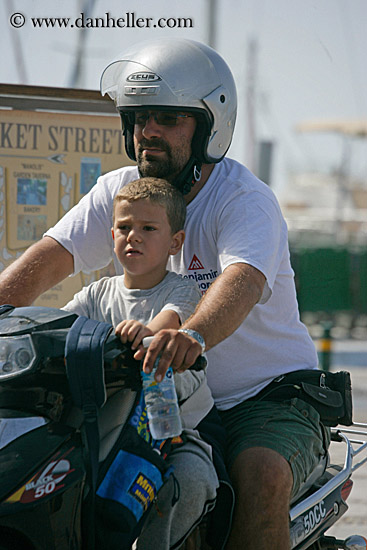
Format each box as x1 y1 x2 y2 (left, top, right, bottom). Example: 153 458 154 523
137 139 171 155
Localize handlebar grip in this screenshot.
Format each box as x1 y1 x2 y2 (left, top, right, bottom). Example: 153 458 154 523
189 354 207 371
142 336 155 348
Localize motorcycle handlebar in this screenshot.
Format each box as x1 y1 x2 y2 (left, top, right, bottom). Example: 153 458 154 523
142 336 207 371
103 335 206 391
104 334 207 373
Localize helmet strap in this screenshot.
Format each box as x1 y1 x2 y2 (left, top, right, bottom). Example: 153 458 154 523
193 164 202 182
174 158 202 195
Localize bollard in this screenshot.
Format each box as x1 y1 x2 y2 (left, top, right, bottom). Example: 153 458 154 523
319 322 333 372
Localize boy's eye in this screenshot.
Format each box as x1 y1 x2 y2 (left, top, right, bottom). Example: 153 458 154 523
143 225 156 231
118 225 130 231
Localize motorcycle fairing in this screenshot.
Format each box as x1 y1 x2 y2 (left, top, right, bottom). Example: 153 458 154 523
0 422 83 509
0 306 77 336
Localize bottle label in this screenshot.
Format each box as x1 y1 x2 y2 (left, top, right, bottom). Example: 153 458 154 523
141 366 182 439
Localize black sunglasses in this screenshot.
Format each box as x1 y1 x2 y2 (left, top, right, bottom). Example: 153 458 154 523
128 111 194 127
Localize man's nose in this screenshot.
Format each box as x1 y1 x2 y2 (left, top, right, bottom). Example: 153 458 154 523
141 115 163 138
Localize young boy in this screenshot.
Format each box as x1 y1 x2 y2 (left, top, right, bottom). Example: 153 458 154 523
62 177 218 550
64 177 199 359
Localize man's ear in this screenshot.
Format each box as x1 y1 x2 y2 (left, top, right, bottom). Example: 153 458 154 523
169 230 185 256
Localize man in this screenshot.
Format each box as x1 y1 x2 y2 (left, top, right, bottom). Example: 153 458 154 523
0 39 328 550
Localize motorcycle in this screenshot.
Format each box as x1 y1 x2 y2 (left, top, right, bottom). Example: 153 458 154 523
0 305 366 550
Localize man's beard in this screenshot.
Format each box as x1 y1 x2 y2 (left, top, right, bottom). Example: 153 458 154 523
136 138 189 183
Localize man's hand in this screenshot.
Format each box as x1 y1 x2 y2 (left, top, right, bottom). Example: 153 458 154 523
115 320 154 354
134 329 202 382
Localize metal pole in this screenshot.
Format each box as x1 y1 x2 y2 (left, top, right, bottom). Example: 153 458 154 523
207 0 218 48
68 0 97 88
319 321 333 372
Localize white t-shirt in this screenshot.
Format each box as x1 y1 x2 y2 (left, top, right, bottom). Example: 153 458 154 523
46 158 318 410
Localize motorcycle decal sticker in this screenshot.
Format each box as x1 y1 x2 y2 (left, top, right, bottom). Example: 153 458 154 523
302 500 326 535
5 449 75 504
290 495 336 547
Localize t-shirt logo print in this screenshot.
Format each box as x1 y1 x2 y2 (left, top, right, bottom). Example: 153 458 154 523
188 255 204 270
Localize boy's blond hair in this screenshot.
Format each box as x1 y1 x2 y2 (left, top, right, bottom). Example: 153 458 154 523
113 178 186 234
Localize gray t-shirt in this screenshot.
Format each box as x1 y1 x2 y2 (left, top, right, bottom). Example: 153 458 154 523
63 271 200 327
63 271 213 428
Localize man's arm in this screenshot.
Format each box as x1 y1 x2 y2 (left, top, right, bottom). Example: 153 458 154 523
0 236 74 306
137 263 266 381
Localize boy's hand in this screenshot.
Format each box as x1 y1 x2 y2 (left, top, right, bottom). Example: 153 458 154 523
115 320 154 354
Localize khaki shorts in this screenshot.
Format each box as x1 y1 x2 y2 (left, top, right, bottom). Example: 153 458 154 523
219 397 330 498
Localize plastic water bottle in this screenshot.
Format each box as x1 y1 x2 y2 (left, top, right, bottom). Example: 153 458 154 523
141 363 182 440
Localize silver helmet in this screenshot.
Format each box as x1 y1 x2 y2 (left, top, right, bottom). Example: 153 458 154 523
101 38 237 189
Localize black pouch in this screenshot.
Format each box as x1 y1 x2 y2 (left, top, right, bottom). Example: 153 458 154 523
94 392 184 550
95 425 175 550
251 369 353 427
